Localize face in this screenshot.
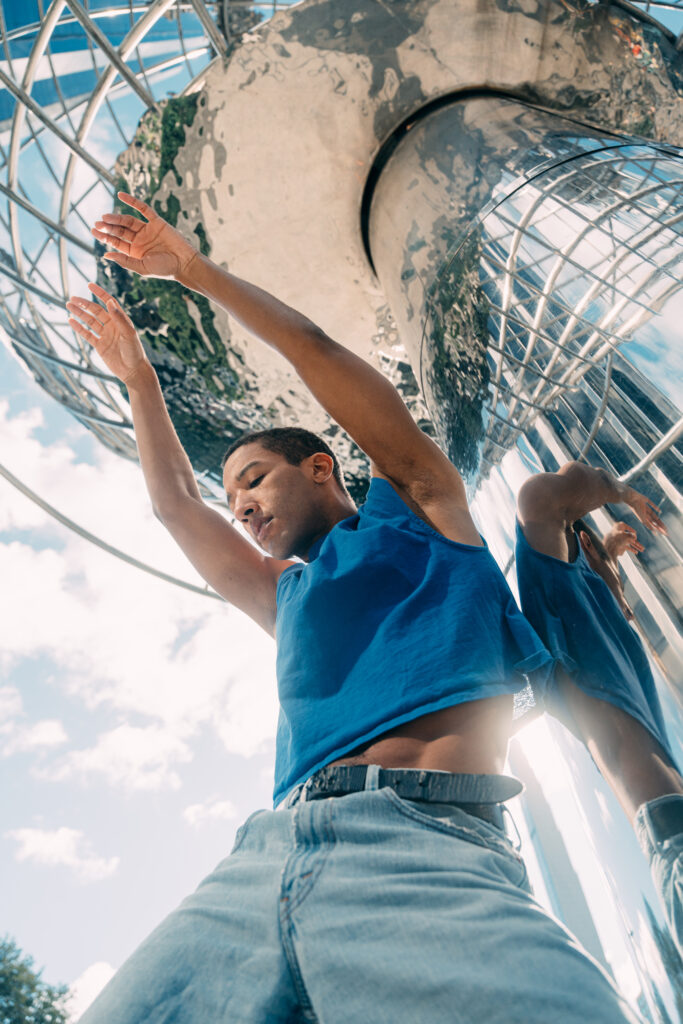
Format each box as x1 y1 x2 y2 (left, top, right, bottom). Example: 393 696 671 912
223 443 333 559
579 532 633 620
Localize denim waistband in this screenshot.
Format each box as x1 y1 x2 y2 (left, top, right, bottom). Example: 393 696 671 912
280 765 523 827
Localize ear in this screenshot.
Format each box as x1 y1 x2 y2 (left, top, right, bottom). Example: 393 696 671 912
307 452 335 484
578 530 592 553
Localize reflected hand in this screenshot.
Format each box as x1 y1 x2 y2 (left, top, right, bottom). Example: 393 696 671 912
603 521 644 561
67 283 150 384
626 488 667 535
92 192 198 280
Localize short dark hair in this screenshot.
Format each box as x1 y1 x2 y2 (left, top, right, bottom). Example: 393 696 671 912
222 427 347 493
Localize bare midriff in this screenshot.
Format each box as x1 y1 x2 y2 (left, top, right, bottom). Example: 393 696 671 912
327 693 514 776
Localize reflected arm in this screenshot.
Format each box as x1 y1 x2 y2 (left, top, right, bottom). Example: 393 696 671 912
517 461 665 560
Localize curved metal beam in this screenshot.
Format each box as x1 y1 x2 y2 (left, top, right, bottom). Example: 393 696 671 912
0 457 224 600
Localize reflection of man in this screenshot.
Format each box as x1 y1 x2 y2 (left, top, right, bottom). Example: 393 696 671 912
516 461 683 948
65 194 640 1023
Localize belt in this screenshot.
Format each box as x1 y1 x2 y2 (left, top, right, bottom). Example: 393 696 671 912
297 765 523 831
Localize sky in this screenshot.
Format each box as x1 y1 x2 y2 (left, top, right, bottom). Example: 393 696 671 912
0 336 282 1018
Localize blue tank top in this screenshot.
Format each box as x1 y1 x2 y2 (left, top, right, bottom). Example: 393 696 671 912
272 478 552 804
514 519 674 762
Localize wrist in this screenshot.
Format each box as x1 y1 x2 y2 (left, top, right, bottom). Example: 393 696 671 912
175 248 205 290
123 359 156 392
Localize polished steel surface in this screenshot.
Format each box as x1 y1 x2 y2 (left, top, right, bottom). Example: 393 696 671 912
370 94 683 1015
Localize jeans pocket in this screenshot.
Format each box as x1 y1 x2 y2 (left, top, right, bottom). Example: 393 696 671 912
382 788 530 889
230 809 266 854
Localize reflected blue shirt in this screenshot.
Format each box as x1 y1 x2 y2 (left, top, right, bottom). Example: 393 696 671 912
515 519 674 762
272 478 551 804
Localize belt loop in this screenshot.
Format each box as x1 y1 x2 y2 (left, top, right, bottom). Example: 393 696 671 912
363 764 381 791
503 806 522 851
284 784 303 809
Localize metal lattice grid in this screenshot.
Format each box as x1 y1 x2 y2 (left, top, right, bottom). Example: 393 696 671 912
474 145 683 499
0 0 298 504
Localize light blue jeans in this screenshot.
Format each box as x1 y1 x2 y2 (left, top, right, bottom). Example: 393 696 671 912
636 793 683 954
81 771 641 1023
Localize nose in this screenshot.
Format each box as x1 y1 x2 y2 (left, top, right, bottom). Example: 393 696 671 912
233 490 257 521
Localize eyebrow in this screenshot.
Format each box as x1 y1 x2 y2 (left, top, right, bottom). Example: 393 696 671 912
225 460 264 508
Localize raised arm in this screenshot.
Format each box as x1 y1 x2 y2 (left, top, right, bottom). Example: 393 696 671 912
93 194 480 545
517 460 666 560
67 284 291 634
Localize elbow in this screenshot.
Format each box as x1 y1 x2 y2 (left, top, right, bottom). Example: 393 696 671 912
556 460 583 478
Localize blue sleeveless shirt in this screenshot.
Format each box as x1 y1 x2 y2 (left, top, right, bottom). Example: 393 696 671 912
272 478 552 804
514 519 674 762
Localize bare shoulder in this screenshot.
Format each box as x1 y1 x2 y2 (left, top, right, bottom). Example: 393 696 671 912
517 472 566 523
157 496 295 636
370 463 483 547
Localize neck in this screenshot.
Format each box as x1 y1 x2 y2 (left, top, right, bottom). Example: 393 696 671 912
302 497 356 562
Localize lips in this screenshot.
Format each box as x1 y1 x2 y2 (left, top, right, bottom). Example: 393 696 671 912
254 517 273 544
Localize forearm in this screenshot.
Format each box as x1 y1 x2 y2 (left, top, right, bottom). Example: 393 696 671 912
177 254 323 358
126 362 203 514
176 255 439 486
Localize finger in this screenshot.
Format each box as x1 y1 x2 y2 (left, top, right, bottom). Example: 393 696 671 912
87 281 114 305
69 317 101 347
100 214 144 232
90 285 131 325
88 283 126 321
66 299 107 329
67 295 107 319
102 251 145 273
92 227 132 254
117 191 155 221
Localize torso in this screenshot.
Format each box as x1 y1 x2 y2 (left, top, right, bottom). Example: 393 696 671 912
327 694 514 776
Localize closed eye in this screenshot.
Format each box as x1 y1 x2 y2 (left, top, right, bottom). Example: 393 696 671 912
248 475 264 489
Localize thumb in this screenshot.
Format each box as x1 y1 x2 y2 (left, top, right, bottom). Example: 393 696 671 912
103 251 145 273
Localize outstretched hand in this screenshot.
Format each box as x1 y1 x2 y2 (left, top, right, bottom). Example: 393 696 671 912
626 488 667 535
92 192 198 279
603 521 644 562
67 283 150 384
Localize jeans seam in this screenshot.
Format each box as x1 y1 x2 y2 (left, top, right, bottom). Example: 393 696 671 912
382 787 523 862
279 869 320 1022
278 801 336 1022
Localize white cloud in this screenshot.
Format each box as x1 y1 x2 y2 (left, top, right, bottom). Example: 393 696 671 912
0 684 68 757
0 399 279 787
183 796 238 828
3 719 68 756
54 724 192 792
69 962 116 1023
0 686 22 728
6 827 119 882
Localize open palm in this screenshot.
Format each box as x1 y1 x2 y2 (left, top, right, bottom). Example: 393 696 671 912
67 283 149 384
628 489 667 535
92 191 198 279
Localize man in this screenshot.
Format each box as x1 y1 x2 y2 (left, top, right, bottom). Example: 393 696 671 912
516 461 683 950
65 193 640 1022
